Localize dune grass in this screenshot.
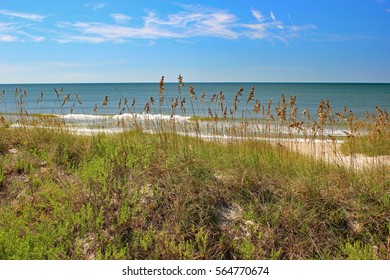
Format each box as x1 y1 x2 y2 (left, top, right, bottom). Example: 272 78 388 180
0 126 388 260
0 77 389 259
340 134 390 157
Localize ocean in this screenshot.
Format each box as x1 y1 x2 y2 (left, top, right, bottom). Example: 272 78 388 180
1 82 389 120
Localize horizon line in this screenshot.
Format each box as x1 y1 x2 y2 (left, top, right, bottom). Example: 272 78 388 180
1 81 390 85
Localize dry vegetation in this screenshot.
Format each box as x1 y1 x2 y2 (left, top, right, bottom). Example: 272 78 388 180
0 76 389 260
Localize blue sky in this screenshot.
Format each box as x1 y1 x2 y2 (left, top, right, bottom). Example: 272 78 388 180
0 0 389 83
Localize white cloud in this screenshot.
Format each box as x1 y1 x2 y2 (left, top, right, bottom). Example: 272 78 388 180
184 11 239 39
0 34 17 42
53 6 315 44
242 10 290 40
110 13 132 24
94 3 107 10
0 5 314 44
0 9 45 22
0 21 46 43
251 8 264 22
42 60 129 68
84 2 107 11
57 21 181 43
57 34 106 44
240 23 268 39
0 10 46 42
58 8 241 42
142 8 239 39
270 11 276 21
24 33 45 42
0 22 18 41
0 22 11 31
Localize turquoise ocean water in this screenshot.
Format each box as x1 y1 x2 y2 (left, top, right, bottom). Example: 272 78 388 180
1 82 389 119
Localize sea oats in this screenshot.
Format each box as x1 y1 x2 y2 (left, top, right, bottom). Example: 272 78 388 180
247 86 255 104
180 97 186 112
71 102 76 114
201 92 206 104
234 95 239 112
144 101 150 113
75 93 82 104
210 93 217 103
36 92 44 105
54 87 64 98
159 76 165 105
178 74 184 93
159 76 165 95
219 91 225 102
189 85 197 100
289 95 296 108
171 98 178 111
62 93 70 108
208 108 213 117
253 100 261 114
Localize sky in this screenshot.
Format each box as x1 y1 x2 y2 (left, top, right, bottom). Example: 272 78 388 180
0 0 389 83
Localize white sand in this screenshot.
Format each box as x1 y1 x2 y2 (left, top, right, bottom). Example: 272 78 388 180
274 139 390 170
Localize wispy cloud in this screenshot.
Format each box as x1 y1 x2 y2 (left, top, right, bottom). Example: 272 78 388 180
0 22 12 31
43 60 129 68
0 9 45 22
20 32 45 42
0 21 45 42
57 6 312 43
270 11 276 21
0 9 46 42
251 8 265 22
386 8 390 13
57 20 182 43
93 3 107 11
57 7 241 43
85 3 107 11
0 5 315 45
0 34 17 42
304 32 374 42
110 13 132 24
0 22 16 42
241 8 294 40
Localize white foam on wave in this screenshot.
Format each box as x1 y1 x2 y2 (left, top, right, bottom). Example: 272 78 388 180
114 113 191 122
9 122 345 144
57 113 192 122
52 114 358 138
59 114 109 120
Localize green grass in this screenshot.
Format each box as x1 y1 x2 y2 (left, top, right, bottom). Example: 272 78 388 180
0 126 388 260
340 133 390 156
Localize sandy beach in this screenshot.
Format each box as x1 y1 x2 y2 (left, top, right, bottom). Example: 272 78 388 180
274 139 390 170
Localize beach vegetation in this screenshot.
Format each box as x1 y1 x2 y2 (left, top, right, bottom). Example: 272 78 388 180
0 77 389 260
